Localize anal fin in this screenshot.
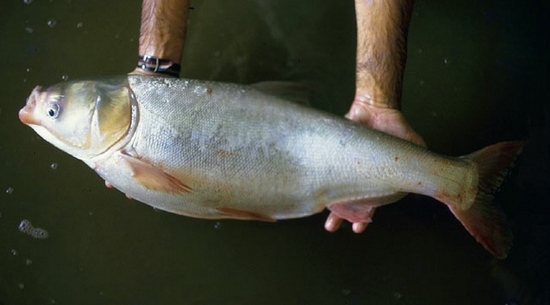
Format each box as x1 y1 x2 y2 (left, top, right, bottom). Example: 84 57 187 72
327 201 376 223
327 193 406 223
216 207 276 222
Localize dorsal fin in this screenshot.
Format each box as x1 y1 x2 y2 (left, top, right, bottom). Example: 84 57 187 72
251 81 311 106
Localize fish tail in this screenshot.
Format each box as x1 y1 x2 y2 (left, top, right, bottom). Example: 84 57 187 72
448 141 524 259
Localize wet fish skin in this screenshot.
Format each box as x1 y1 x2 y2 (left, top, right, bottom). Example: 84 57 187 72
19 75 522 258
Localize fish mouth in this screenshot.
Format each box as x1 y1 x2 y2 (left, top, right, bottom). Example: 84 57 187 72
19 86 42 125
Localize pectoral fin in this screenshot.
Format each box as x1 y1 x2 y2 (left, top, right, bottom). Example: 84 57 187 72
119 153 192 193
216 207 276 222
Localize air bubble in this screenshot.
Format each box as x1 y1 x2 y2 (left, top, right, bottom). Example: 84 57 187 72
26 68 31 73
50 163 58 170
47 19 57 28
214 222 222 230
6 187 14 194
25 27 33 33
393 292 402 299
76 22 83 28
24 0 32 3
26 259 32 266
32 228 49 239
61 75 69 81
19 219 32 232
11 249 18 256
443 58 451 65
18 219 49 239
18 283 25 290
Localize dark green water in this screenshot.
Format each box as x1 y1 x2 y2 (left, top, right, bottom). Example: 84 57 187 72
1 0 548 304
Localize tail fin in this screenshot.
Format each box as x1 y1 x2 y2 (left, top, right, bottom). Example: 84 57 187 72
449 141 524 259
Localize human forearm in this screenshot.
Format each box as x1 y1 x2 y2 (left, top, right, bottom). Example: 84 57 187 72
354 0 414 109
133 0 189 76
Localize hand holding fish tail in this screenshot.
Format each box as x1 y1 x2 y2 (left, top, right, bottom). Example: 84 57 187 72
324 103 426 233
324 0 423 233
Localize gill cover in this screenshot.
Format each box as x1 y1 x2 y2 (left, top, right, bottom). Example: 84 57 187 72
88 78 136 155
46 77 136 158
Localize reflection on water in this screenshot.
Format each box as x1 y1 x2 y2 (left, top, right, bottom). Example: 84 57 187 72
1 0 548 304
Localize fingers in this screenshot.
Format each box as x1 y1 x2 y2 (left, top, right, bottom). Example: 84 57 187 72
324 212 371 233
324 212 344 232
105 180 133 200
352 222 368 233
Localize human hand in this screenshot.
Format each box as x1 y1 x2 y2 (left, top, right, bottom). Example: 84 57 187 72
324 96 426 234
346 97 426 147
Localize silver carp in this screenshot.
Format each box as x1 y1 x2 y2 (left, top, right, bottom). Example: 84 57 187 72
19 75 522 258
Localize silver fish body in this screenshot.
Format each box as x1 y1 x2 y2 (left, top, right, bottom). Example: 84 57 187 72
89 76 469 219
19 75 522 258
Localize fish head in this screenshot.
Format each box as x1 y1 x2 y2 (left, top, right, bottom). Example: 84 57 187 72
19 78 135 160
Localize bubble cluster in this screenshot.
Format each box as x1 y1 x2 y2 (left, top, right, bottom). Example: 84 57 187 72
18 219 49 239
6 187 14 194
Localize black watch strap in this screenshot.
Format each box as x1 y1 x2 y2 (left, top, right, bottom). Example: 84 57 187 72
137 55 181 77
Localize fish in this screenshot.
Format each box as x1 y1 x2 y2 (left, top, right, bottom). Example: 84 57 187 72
19 75 522 258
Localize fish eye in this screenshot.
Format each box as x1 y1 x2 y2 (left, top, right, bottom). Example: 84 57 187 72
46 102 60 119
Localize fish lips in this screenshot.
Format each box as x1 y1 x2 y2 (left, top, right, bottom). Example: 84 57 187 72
19 86 42 125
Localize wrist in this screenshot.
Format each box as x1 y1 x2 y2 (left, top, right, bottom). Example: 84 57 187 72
353 88 399 110
135 55 181 77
